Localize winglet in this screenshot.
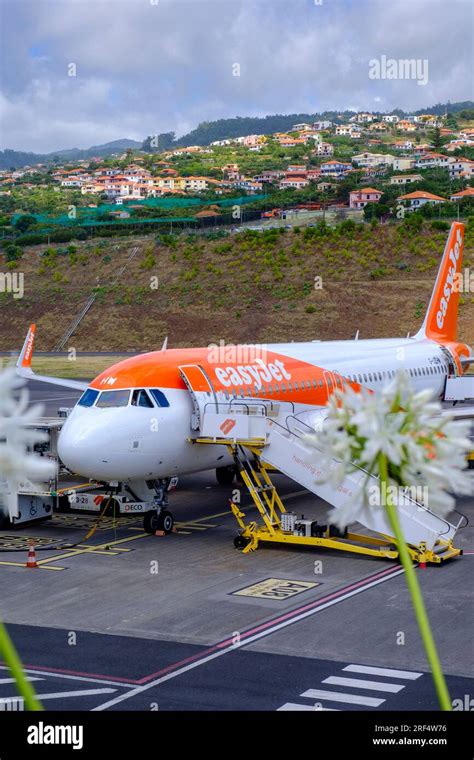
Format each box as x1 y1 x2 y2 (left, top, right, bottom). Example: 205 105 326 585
16 323 36 373
416 222 465 342
161 336 168 351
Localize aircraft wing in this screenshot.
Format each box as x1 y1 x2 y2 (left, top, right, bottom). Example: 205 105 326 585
15 324 89 392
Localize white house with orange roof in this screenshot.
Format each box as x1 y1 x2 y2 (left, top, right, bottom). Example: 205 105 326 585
276 136 307 148
182 176 210 192
350 112 376 124
448 157 474 180
60 176 86 188
279 176 309 190
391 139 414 151
449 187 474 202
352 152 395 168
397 190 446 209
389 174 423 186
446 139 474 152
315 142 334 156
368 122 388 132
415 152 454 170
398 120 417 132
335 125 353 136
320 160 352 177
392 157 416 171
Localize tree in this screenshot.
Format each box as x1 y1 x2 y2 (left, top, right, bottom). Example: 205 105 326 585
445 112 458 130
14 214 37 233
430 126 442 150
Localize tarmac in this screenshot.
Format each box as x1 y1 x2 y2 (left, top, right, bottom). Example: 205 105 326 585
0 380 472 712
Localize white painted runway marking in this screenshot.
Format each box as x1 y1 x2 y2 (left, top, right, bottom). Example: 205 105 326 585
0 677 42 684
0 664 134 688
322 676 404 693
276 661 423 711
301 689 385 707
93 567 405 711
277 702 339 711
35 688 116 701
343 664 423 680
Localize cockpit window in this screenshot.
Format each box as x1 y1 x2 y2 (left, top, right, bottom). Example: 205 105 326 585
150 389 170 408
78 389 99 407
131 389 154 408
96 390 131 408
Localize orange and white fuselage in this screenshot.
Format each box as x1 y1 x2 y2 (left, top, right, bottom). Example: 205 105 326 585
16 222 472 486
57 335 469 482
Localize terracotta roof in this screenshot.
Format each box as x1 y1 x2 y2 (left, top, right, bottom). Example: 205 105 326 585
450 188 474 198
397 191 446 201
350 187 382 194
194 209 219 217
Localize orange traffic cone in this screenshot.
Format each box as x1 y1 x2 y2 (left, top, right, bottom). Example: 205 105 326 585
26 540 38 569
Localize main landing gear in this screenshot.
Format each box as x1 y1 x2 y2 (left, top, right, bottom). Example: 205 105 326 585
143 478 175 535
215 465 243 486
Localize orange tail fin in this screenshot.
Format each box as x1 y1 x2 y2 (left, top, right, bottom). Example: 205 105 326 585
17 323 36 371
417 222 465 342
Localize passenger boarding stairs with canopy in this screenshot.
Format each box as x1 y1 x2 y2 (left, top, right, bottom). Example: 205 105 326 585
179 364 466 564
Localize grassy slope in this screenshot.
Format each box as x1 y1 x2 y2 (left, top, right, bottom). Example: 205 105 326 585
1 224 473 353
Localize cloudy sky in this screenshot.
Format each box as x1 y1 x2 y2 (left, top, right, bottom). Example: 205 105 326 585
0 0 472 153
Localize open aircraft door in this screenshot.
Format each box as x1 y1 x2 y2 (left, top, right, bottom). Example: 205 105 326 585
323 369 344 397
179 364 218 430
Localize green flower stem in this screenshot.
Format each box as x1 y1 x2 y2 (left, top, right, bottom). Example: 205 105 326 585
378 453 451 711
0 620 43 711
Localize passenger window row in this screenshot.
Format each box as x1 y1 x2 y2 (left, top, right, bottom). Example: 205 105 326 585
347 364 446 385
221 363 446 399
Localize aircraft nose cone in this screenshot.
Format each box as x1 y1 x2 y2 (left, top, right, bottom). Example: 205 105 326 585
57 409 116 479
58 429 100 478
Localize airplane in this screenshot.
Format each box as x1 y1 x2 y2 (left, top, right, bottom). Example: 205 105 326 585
15 221 473 535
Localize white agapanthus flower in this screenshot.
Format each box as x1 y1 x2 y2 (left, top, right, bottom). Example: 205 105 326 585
306 371 473 528
0 365 56 519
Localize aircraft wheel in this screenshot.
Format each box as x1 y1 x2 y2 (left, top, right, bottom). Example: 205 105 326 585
157 510 174 535
144 511 161 534
144 509 174 535
216 466 236 486
234 535 250 551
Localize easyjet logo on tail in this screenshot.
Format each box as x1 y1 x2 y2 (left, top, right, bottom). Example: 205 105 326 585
22 325 36 367
424 223 464 342
436 225 463 331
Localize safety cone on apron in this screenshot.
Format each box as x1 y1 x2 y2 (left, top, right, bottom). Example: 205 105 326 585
26 540 38 569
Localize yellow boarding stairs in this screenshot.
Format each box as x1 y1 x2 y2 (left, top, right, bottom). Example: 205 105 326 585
180 364 465 565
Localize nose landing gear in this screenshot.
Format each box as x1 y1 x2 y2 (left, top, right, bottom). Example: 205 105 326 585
143 478 176 535
143 508 174 534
